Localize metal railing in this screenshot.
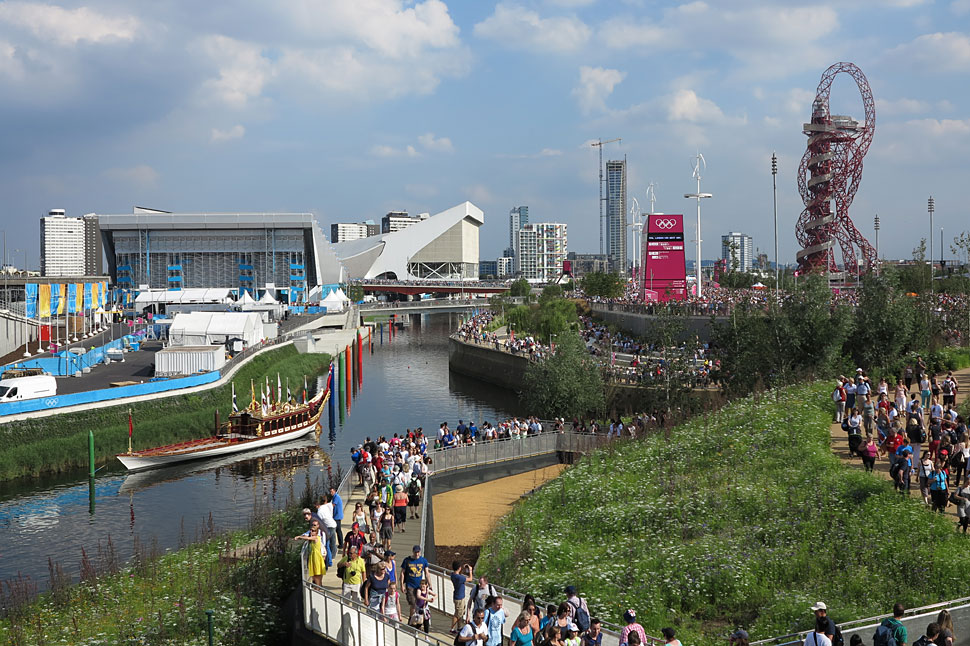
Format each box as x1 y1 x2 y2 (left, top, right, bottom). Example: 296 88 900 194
427 431 610 474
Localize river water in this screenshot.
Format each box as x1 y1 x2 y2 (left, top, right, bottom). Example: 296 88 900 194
0 312 519 588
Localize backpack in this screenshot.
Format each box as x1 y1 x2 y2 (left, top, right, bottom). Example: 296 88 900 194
831 623 844 646
568 597 591 633
873 619 900 646
408 479 421 497
454 623 474 646
951 450 966 469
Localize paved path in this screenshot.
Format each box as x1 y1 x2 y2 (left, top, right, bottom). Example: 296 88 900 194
319 478 455 644
828 365 970 521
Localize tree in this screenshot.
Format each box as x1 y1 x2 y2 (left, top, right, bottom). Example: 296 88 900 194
509 278 531 298
346 284 365 303
520 333 605 419
580 272 625 299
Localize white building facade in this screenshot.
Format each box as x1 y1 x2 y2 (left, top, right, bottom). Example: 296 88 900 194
721 231 754 272
517 222 567 282
40 209 86 277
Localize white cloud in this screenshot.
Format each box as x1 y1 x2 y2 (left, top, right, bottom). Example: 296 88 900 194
598 17 671 49
547 0 597 6
0 2 139 46
906 118 970 137
200 36 273 108
417 132 453 152
464 184 493 204
665 89 726 123
572 66 625 114
211 125 245 142
103 165 159 187
888 32 970 73
405 183 438 197
371 144 419 157
953 0 970 14
785 88 816 116
474 4 591 53
876 97 930 116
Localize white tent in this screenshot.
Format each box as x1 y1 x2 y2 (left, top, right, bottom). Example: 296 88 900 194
135 288 233 306
332 287 350 302
169 312 265 348
258 290 278 304
238 291 257 306
321 289 346 312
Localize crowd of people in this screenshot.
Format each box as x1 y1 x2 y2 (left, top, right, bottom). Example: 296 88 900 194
832 361 969 523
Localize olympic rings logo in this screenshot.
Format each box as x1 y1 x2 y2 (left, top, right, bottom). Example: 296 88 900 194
654 218 677 230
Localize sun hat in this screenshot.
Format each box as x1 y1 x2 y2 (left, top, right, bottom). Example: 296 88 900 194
810 602 827 612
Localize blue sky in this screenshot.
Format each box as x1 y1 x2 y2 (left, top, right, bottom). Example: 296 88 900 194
0 0 968 268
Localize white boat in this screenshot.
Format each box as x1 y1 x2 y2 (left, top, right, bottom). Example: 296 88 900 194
116 384 328 471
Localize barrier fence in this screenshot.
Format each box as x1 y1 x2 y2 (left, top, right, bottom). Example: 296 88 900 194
301 431 665 646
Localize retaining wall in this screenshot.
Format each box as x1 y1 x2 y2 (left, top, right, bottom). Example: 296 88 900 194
447 336 529 392
590 305 718 342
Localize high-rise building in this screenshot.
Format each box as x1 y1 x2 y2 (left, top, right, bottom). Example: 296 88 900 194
566 252 609 278
605 159 627 275
40 209 85 277
497 256 514 277
721 232 754 272
517 222 567 282
381 211 427 234
479 260 498 278
508 206 528 272
82 214 103 275
330 221 379 243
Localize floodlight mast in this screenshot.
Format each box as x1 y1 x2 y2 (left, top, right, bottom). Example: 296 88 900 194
684 154 712 299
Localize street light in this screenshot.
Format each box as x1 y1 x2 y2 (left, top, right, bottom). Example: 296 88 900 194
874 215 880 276
928 196 935 284
685 153 712 299
771 152 779 299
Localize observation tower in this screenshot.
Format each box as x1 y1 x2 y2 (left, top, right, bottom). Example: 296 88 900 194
795 62 877 279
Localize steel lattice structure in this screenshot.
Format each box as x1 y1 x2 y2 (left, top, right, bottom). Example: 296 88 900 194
795 62 877 277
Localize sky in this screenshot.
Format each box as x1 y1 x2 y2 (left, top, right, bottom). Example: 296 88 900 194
0 0 968 269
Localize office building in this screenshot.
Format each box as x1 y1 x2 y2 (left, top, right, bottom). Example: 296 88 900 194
566 252 609 278
40 209 85 277
497 256 514 278
330 221 378 243
381 211 427 234
82 214 103 275
606 159 627 275
508 206 529 271
98 208 345 302
721 232 754 272
517 222 567 282
334 202 482 280
479 260 498 278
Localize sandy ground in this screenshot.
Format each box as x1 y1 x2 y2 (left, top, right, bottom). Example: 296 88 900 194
433 464 567 546
828 365 970 521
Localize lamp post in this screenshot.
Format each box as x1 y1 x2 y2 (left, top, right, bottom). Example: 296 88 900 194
873 215 880 276
771 152 779 298
684 154 712 299
928 196 935 285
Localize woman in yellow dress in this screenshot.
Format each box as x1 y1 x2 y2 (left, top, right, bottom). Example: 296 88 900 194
295 519 326 585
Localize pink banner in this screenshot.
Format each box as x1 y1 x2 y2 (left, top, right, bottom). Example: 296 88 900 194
641 214 687 302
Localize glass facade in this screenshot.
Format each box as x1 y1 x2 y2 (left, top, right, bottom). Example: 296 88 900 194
606 159 627 275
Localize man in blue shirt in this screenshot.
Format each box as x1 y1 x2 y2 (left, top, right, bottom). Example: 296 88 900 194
450 561 472 633
330 485 344 545
400 545 430 616
485 595 507 646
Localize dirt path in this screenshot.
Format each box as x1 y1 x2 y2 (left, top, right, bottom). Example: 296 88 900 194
829 365 970 520
433 465 567 547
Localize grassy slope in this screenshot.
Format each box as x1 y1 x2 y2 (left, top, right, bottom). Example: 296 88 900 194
0 346 331 481
478 382 970 644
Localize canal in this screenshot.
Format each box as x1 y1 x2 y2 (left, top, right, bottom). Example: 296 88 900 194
0 312 519 587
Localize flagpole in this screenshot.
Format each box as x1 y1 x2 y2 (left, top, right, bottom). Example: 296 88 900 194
127 407 133 454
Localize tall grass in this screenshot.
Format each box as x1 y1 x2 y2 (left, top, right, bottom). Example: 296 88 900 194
479 381 970 645
0 346 331 481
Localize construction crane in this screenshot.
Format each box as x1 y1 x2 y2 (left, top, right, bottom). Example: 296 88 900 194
591 138 621 256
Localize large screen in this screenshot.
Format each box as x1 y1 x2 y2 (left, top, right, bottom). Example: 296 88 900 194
641 214 687 302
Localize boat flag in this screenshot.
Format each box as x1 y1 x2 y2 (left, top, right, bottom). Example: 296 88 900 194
286 377 291 404
277 373 282 404
303 375 308 404
250 379 256 410
232 382 239 413
261 385 268 416
265 375 270 404
127 408 133 454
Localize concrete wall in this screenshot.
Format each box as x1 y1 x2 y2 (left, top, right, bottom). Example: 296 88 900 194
0 313 34 358
590 305 719 343
448 336 529 392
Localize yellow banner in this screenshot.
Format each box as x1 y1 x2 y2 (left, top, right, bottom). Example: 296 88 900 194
76 283 83 313
39 284 51 318
91 282 99 309
57 284 66 315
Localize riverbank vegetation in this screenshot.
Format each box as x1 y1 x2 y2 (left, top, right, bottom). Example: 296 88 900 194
479 381 970 644
0 473 330 646
0 345 331 482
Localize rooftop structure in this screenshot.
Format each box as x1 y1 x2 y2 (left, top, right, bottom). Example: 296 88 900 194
334 202 483 281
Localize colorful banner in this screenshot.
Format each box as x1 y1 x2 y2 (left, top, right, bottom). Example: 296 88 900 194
641 214 688 302
25 284 38 319
83 283 92 310
91 283 99 309
56 284 66 315
39 284 51 318
74 283 82 314
101 281 107 306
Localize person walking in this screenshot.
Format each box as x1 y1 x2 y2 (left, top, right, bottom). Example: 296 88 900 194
873 604 907 646
619 609 647 646
955 476 970 533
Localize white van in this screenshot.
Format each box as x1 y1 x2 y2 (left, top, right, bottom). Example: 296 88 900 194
0 375 57 402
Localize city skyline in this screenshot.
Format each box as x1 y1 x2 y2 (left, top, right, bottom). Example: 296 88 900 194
0 1 968 269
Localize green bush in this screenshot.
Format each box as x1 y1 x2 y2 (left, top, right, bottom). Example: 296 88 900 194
0 346 331 481
479 381 970 644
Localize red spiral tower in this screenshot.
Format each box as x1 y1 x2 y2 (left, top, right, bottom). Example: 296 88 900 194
795 62 877 278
